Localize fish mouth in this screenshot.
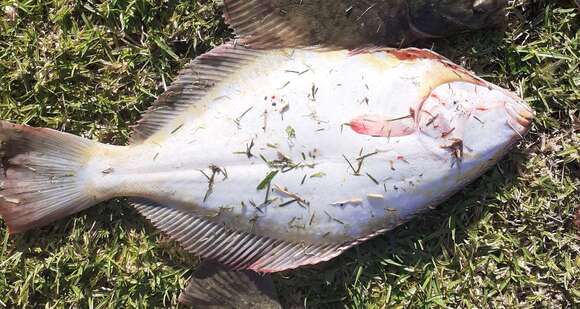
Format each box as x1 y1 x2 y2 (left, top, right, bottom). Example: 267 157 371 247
505 99 534 133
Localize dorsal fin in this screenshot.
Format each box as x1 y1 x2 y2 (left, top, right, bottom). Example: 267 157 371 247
179 261 282 308
131 199 372 273
130 43 262 143
223 0 403 49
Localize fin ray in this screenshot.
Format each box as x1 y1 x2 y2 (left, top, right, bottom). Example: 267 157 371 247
131 199 353 273
0 121 101 234
130 43 262 143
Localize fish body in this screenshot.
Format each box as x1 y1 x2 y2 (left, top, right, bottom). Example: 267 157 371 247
224 0 507 48
0 44 532 273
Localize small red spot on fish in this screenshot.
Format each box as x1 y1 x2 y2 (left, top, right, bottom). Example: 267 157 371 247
396 156 410 163
476 107 489 111
271 96 276 100
430 93 441 100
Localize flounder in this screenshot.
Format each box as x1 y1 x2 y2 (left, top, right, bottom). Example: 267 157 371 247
0 44 532 277
223 0 507 48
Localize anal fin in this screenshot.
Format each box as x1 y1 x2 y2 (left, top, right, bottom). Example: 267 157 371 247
130 199 351 273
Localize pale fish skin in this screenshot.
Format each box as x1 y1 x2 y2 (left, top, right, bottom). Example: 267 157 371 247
0 44 533 273
83 47 530 243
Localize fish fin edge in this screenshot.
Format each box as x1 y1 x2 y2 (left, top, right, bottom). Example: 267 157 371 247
130 43 262 143
223 0 320 49
131 198 352 273
0 121 100 234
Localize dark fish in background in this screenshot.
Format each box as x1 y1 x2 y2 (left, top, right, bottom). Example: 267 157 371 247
223 0 507 48
180 261 282 308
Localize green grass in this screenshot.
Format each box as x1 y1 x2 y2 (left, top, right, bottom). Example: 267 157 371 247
0 0 578 307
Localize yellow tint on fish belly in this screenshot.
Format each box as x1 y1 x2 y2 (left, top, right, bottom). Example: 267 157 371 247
359 52 400 71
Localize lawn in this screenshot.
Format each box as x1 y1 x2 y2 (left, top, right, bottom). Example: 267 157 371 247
0 0 578 308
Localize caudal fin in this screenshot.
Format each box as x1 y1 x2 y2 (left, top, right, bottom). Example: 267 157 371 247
0 121 98 234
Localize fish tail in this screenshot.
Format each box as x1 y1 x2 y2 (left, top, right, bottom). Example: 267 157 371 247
0 120 102 234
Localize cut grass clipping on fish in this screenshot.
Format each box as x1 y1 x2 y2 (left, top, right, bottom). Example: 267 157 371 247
0 0 578 308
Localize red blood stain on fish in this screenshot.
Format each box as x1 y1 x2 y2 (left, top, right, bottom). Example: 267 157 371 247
389 49 446 61
348 48 447 62
349 115 415 137
397 156 410 163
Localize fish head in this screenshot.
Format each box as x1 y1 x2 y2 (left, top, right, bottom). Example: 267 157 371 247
417 81 533 165
408 0 507 38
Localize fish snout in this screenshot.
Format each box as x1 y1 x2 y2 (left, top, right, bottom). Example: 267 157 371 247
505 99 534 134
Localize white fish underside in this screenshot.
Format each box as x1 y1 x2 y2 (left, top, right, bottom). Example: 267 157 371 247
0 44 532 272
85 46 528 245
